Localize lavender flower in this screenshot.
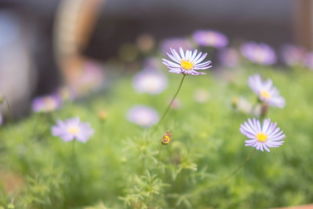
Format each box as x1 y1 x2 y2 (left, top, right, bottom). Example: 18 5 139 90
248 74 285 108
160 38 193 53
127 105 159 127
192 30 228 48
162 48 212 75
69 61 105 96
52 117 94 142
281 45 306 66
32 95 61 113
241 42 276 65
133 69 168 94
240 118 285 152
219 47 239 68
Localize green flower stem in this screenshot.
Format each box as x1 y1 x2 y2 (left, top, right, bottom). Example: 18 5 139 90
158 74 186 124
260 103 269 120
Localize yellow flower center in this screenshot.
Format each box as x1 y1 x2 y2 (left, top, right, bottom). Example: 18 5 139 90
180 60 194 70
256 132 268 142
68 126 80 134
260 90 271 99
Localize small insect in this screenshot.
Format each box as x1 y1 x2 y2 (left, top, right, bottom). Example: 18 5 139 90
161 132 172 145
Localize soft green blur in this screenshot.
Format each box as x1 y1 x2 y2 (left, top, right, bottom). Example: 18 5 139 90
0 66 313 209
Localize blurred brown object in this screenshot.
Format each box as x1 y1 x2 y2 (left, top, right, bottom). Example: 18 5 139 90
0 170 24 195
54 0 105 87
294 0 313 49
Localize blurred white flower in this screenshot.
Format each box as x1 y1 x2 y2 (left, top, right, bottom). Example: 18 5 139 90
127 105 159 127
133 69 168 94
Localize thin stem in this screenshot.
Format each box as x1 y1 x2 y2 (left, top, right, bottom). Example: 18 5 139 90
72 140 76 162
158 74 186 124
260 103 269 120
4 98 13 122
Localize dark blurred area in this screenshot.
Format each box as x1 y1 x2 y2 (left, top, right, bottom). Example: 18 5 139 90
0 0 303 116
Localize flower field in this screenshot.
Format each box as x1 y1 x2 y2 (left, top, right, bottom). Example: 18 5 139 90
1 58 313 208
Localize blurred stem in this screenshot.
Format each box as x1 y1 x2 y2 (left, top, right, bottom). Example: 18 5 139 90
4 98 13 122
72 140 77 162
187 150 256 198
158 74 186 124
260 103 269 120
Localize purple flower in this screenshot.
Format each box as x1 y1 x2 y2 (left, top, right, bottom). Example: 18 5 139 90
69 61 106 96
281 45 306 66
241 42 276 65
162 48 212 76
32 95 61 113
240 118 285 152
248 74 285 108
0 114 3 125
160 38 193 54
127 105 159 127
192 30 228 48
304 52 313 70
133 69 168 94
52 117 94 142
219 47 239 68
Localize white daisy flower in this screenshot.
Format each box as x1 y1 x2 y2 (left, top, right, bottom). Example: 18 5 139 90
162 48 212 76
248 74 285 108
240 118 285 152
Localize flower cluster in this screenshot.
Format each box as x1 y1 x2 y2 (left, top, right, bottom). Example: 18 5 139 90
240 74 286 152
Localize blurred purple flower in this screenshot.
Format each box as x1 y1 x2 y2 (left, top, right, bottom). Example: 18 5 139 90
304 52 313 70
52 117 94 142
133 69 168 94
241 42 276 65
240 118 285 152
32 95 61 113
192 30 228 48
162 48 212 76
248 74 285 108
69 61 106 96
160 38 193 53
127 105 159 127
281 45 306 66
219 47 239 68
0 114 3 125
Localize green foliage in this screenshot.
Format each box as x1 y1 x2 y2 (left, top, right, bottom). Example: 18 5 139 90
1 67 313 209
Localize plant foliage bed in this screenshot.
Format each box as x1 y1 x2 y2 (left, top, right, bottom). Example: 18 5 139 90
1 67 313 209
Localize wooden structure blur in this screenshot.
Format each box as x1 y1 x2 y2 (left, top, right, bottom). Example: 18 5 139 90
294 0 313 49
54 0 105 85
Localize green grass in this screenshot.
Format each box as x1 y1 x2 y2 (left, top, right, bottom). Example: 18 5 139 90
1 66 313 209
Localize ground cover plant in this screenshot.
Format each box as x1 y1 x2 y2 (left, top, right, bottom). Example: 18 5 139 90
1 30 313 209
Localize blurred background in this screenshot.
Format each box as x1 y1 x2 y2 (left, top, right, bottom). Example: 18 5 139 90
0 0 310 117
